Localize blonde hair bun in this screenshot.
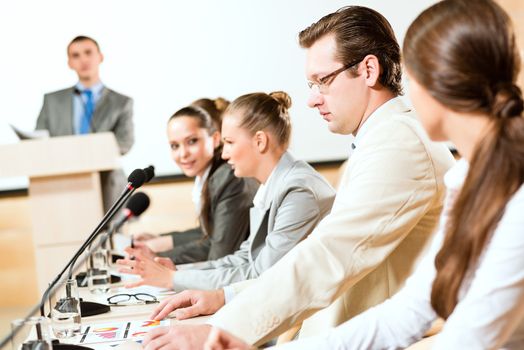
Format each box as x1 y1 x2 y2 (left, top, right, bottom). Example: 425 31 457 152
214 97 230 114
269 91 292 110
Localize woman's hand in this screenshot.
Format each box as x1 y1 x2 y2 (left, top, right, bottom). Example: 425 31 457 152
117 249 176 289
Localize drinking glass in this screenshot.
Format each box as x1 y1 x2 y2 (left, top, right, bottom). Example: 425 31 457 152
87 248 111 294
49 279 81 338
11 316 52 350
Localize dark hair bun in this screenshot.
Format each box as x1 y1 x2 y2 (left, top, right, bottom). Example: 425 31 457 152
269 91 292 110
492 83 524 118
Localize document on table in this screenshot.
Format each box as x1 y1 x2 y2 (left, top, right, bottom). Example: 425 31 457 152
78 319 169 345
9 124 49 140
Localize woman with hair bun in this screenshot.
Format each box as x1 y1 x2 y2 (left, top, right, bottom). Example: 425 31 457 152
205 0 524 349
191 97 230 125
121 97 258 266
121 91 335 293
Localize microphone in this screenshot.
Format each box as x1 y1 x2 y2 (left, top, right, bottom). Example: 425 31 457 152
106 166 152 262
143 165 155 183
128 168 148 188
111 192 150 233
103 191 151 265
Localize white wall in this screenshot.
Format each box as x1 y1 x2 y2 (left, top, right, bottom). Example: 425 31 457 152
0 0 437 190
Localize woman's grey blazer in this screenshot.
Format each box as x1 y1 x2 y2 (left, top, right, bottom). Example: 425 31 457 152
158 162 258 264
172 152 336 291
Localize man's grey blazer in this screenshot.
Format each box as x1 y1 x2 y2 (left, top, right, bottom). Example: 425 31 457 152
172 152 336 291
36 86 134 211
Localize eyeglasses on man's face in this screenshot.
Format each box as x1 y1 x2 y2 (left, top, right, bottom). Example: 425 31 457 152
107 293 158 306
307 58 363 94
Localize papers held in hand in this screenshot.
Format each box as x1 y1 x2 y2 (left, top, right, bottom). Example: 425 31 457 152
10 124 50 140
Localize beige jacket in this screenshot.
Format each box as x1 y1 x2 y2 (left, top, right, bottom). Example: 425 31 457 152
208 98 455 345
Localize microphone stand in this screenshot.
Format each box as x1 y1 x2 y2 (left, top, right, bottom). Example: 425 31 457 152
40 184 136 317
1 171 146 350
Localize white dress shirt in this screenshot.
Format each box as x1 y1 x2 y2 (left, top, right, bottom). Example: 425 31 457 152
191 165 211 214
276 159 524 350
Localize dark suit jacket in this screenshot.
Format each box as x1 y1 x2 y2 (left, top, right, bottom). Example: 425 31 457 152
36 86 134 211
158 162 259 264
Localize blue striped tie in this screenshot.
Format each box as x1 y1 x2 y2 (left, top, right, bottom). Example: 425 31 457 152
79 89 94 134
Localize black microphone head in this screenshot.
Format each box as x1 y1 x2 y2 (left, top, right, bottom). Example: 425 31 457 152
128 169 146 188
143 165 155 183
126 192 150 217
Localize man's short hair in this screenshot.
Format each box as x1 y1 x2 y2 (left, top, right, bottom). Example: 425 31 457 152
67 35 100 55
299 6 403 95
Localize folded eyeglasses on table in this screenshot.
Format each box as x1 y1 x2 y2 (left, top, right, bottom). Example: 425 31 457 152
107 293 159 306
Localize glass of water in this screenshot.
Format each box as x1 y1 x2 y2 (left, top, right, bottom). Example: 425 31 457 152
49 279 81 338
87 248 111 294
11 316 52 350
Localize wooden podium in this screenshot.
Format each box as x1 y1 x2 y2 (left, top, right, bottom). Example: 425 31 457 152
0 133 120 293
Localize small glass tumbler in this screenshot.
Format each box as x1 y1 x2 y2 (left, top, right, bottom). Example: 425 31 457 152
48 279 81 338
87 248 111 294
11 316 52 350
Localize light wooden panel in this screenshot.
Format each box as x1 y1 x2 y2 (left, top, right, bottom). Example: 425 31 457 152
29 173 103 246
0 196 38 307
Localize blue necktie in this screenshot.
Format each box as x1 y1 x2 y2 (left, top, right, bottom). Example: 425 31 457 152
79 89 94 134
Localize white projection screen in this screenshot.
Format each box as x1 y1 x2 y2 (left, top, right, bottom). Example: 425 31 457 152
0 0 438 190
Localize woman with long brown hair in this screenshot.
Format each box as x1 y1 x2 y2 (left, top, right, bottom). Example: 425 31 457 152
204 0 524 348
123 98 258 265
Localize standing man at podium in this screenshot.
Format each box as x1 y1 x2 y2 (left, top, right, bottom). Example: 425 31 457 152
36 35 134 212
